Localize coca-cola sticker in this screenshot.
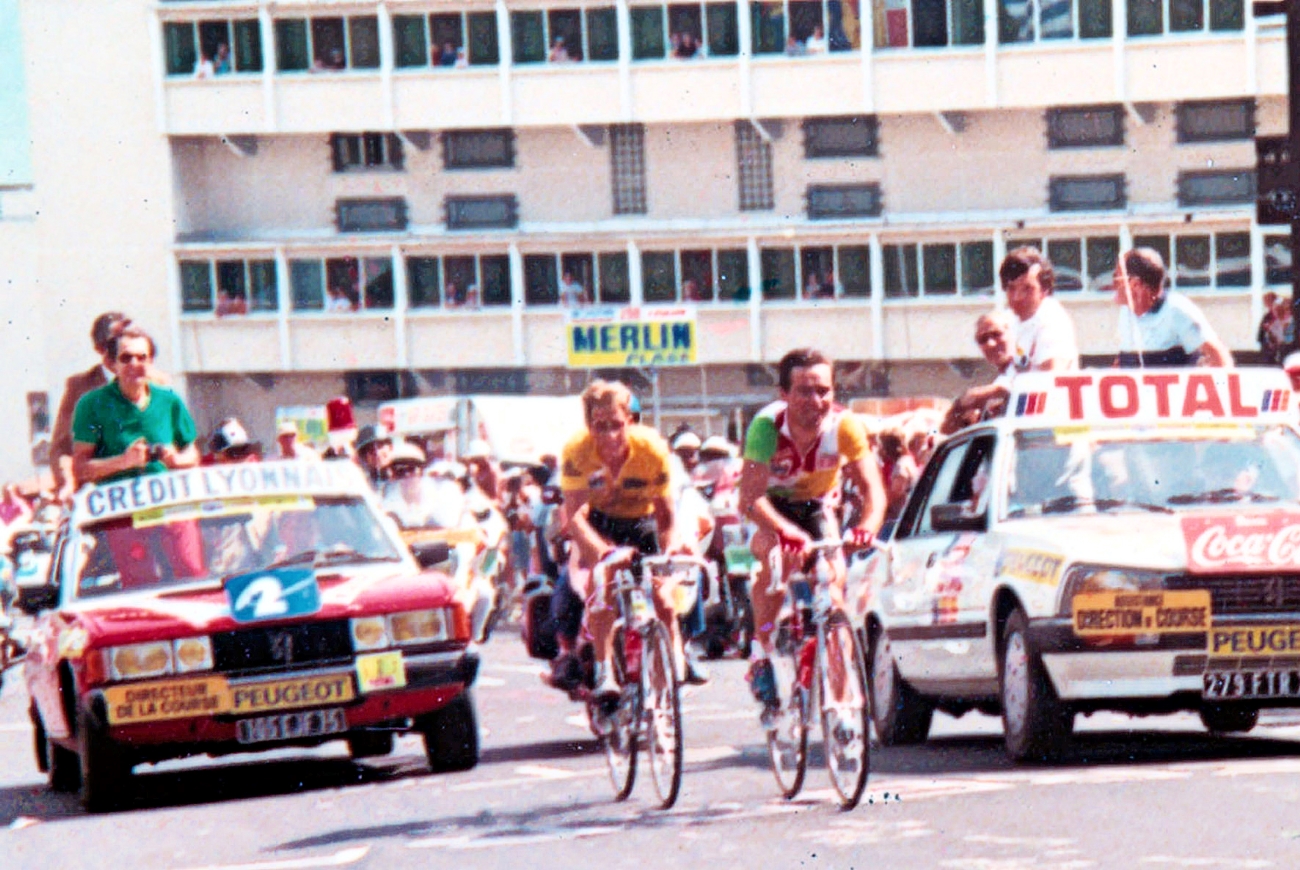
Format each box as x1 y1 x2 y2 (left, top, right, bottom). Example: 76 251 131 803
1181 512 1300 574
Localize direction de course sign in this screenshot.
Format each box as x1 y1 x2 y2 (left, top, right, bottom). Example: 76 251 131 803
566 306 697 368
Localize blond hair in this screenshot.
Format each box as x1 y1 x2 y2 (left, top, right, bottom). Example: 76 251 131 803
581 380 632 427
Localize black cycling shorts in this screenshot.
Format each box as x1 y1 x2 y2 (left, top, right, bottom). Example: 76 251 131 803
769 497 837 542
587 509 661 556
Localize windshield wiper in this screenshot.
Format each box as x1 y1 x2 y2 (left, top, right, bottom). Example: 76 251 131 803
260 545 399 573
1038 495 1174 515
1165 488 1282 506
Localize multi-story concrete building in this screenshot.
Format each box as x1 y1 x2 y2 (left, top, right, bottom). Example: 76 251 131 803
6 0 1291 479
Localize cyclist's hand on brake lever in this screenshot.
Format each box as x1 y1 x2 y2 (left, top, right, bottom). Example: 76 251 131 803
777 527 812 560
846 527 875 551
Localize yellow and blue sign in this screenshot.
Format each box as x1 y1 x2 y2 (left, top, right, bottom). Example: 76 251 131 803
566 306 697 368
226 566 321 623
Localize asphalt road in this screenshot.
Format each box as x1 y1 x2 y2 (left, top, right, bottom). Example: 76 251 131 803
4 625 1300 869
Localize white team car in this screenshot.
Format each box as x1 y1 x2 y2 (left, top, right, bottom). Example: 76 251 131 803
854 367 1300 761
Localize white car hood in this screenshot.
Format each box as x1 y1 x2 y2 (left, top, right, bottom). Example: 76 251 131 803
997 513 1196 573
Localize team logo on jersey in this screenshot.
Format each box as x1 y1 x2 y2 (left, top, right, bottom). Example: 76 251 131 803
770 448 797 479
587 469 608 489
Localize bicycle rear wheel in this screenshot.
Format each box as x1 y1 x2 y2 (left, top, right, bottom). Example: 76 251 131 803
766 642 808 800
642 621 683 809
602 627 641 801
819 612 870 810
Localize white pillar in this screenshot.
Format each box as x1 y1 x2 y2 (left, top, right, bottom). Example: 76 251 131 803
275 246 292 369
260 7 277 132
1111 0 1126 100
869 233 885 359
391 244 408 367
737 0 754 117
377 2 395 129
509 242 526 364
628 238 644 305
616 0 633 120
497 0 514 124
983 0 998 106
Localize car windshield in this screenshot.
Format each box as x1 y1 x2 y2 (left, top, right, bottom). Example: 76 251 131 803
1005 425 1300 518
379 477 467 530
70 495 404 599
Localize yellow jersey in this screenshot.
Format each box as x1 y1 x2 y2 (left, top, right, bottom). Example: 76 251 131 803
560 424 672 519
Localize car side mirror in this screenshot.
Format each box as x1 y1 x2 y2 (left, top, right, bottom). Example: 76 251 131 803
18 583 59 615
411 541 453 570
930 503 987 533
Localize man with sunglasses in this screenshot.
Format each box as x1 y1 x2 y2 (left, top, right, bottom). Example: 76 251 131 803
559 380 688 705
738 348 886 718
941 310 1018 434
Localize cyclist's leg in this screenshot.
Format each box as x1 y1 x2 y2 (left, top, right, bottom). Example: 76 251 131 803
808 503 852 702
569 550 617 692
746 527 783 709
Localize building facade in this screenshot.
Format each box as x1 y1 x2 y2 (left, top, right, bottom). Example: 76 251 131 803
7 0 1292 478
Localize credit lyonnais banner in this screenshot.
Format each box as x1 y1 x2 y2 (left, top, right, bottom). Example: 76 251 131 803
566 307 696 368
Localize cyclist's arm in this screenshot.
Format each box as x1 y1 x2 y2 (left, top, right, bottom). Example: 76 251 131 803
651 493 689 554
843 455 886 542
738 460 809 546
561 488 611 565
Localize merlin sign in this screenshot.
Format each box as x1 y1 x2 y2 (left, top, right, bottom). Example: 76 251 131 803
566 306 697 368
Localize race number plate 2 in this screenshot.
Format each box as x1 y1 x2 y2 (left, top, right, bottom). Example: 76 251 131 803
1203 670 1300 700
235 708 347 745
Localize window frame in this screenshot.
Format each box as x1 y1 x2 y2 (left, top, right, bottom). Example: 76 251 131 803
610 123 649 215
1045 105 1125 149
1176 99 1256 143
1047 173 1127 212
164 18 264 76
330 132 405 172
442 129 516 170
444 195 520 230
179 257 279 314
802 115 880 159
335 198 410 233
806 183 883 220
274 15 382 73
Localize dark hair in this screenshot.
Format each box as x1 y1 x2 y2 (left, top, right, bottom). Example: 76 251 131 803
91 312 129 353
108 324 157 361
1123 247 1167 293
998 246 1055 295
777 348 832 392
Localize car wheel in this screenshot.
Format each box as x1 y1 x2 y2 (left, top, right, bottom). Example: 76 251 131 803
1000 608 1072 763
33 706 80 792
869 628 933 746
78 708 132 812
419 690 480 773
347 731 396 759
1200 704 1259 734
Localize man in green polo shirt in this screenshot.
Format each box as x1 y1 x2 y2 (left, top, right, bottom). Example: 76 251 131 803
71 325 203 587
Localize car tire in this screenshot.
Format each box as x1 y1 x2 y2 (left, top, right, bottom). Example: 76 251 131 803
1000 609 1072 763
1200 704 1259 734
419 690 480 773
33 707 80 792
869 628 933 746
347 731 396 759
78 708 132 812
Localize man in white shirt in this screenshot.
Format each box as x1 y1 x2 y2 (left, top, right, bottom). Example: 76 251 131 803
1113 247 1232 367
1000 246 1079 372
941 309 1018 434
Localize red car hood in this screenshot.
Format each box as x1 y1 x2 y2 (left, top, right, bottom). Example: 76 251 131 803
57 565 459 646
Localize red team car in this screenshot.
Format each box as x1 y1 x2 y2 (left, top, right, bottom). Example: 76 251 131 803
22 460 480 811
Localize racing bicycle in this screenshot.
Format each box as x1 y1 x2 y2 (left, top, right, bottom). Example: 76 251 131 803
764 539 870 810
594 551 709 809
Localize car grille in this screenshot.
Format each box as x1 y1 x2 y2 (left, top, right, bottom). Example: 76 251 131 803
211 620 353 674
1165 574 1300 615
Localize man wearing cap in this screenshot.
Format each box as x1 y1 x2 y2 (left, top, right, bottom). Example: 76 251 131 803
207 418 262 464
671 431 702 475
276 422 321 461
354 424 393 487
49 312 129 501
1113 247 1232 367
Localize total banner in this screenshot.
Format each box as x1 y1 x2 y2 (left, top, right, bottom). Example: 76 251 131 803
565 306 697 368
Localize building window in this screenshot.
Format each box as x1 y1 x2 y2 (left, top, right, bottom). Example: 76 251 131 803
524 255 560 305
274 16 380 72
510 7 619 63
803 116 879 158
639 247 751 302
392 11 500 67
331 133 404 172
759 244 872 300
882 240 993 298
443 129 516 170
1131 230 1252 290
336 198 409 233
517 251 629 306
806 184 883 219
288 256 393 311
1046 105 1124 149
1128 0 1243 35
180 259 277 314
1176 99 1255 143
409 254 511 306
752 0 864 52
630 3 742 59
445 195 519 230
735 122 774 212
875 0 984 48
1265 234 1293 286
164 20 263 76
610 124 648 215
1008 234 1119 292
1048 174 1126 212
1177 169 1255 207
1000 0 1112 42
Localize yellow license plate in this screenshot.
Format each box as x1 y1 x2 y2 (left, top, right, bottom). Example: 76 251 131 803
1072 590 1211 636
105 676 232 725
228 673 356 715
356 651 407 693
1208 625 1300 657
402 527 481 546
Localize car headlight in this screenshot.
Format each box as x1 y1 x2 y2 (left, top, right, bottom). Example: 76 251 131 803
173 636 213 673
351 616 390 651
1058 565 1168 616
388 609 452 645
107 641 174 680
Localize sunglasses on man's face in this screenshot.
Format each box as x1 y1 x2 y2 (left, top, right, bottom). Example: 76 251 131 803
976 331 1007 345
117 352 151 364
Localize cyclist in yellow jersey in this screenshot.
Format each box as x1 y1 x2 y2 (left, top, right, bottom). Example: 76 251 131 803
560 380 690 705
738 348 886 716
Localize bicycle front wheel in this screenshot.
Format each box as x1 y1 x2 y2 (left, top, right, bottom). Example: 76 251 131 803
766 640 808 800
602 626 641 801
819 611 870 810
642 621 683 809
